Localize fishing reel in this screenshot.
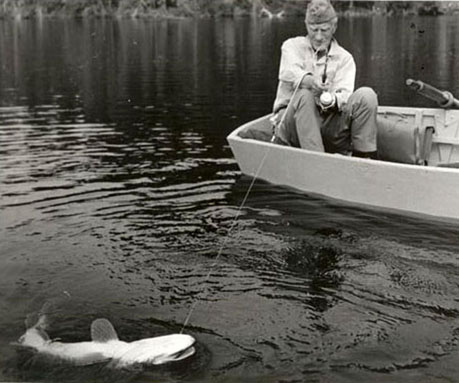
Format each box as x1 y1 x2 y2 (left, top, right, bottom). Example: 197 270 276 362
319 91 336 111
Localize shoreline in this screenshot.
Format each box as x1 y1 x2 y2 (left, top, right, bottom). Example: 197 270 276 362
1 1 458 20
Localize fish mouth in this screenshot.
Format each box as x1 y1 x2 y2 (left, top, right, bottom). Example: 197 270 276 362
168 345 196 362
154 342 196 365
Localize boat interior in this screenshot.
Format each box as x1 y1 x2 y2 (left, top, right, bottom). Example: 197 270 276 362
237 107 459 168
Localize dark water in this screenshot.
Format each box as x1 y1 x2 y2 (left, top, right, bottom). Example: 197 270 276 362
2 15 459 383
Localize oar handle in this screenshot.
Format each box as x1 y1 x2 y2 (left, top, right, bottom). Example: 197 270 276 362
406 79 459 108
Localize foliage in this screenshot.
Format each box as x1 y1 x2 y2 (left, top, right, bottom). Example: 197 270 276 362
0 0 458 19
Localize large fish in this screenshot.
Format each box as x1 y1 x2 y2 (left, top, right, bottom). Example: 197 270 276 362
15 314 196 367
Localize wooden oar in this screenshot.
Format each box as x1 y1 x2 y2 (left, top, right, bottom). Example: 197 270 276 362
406 79 459 108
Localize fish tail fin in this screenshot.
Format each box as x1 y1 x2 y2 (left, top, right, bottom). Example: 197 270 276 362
35 313 49 330
25 313 40 330
18 318 51 346
25 312 49 331
25 300 57 330
91 318 119 342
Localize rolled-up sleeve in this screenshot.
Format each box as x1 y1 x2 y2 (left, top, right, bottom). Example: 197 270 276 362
278 40 311 89
332 54 356 110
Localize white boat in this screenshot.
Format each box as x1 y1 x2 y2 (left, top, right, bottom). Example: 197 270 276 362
227 106 459 222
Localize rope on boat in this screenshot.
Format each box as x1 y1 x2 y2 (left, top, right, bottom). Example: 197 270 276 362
180 73 308 334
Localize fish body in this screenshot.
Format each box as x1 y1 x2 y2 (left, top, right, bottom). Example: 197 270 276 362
16 317 195 366
110 334 196 367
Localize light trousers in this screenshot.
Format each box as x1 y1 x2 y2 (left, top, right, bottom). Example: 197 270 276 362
275 87 378 154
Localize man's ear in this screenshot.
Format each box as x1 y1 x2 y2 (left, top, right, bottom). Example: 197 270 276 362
332 21 338 34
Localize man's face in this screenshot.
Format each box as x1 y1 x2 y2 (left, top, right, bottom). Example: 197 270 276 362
306 21 336 51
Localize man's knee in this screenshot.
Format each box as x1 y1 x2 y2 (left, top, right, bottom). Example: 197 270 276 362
294 89 316 109
352 87 378 110
349 87 378 153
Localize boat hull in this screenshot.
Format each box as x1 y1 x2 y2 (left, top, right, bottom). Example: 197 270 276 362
227 107 459 221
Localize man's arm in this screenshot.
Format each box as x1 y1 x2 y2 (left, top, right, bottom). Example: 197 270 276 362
331 54 356 110
278 40 311 89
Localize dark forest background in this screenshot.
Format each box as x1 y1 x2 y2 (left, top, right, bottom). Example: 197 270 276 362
0 0 457 19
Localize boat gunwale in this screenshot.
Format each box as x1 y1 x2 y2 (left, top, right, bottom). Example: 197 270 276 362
227 112 459 175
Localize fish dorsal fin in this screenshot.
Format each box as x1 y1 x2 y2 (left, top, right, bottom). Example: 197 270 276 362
90 318 119 342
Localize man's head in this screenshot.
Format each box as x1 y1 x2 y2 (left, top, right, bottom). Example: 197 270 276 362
305 0 337 51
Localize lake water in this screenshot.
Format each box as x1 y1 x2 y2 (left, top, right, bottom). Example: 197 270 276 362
2 15 459 383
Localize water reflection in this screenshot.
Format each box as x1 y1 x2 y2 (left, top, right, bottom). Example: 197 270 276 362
3 16 459 114
2 15 459 383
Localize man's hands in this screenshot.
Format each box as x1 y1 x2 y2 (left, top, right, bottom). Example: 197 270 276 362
319 91 336 110
301 73 329 97
300 73 336 110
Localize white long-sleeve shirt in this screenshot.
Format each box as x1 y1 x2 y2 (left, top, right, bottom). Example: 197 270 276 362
273 36 356 113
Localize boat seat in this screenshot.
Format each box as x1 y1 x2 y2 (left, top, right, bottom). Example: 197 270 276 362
377 113 434 165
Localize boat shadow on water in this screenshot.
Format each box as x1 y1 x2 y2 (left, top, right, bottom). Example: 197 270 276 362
228 174 459 251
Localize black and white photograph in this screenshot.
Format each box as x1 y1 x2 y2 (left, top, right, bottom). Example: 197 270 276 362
1 0 459 382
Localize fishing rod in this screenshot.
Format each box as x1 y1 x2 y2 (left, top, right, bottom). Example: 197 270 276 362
406 78 459 108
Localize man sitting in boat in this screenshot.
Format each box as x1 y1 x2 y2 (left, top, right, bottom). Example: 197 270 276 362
272 0 378 159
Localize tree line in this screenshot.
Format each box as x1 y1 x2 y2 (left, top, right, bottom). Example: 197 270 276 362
1 0 457 19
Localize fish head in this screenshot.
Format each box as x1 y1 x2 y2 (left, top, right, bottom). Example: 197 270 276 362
113 334 196 367
152 334 196 365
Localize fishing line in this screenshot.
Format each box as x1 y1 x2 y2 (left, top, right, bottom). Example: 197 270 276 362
180 143 271 333
180 73 308 334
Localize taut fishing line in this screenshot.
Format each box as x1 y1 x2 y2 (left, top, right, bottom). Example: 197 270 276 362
180 74 308 333
180 142 272 333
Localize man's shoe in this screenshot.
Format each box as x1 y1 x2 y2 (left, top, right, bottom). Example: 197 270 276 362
352 150 378 160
